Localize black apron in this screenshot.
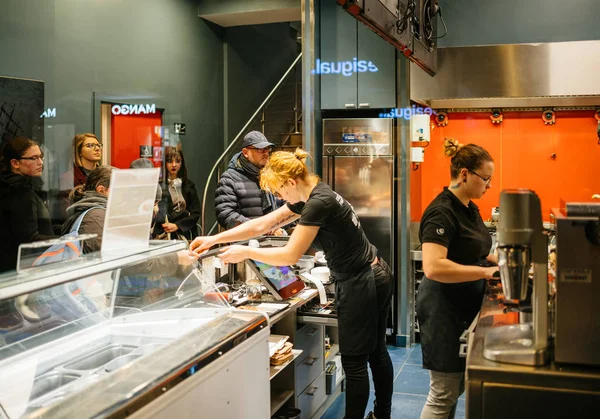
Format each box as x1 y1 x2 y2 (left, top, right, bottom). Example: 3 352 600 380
417 276 485 372
333 264 378 356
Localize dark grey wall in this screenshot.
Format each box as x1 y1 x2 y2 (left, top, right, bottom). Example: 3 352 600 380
438 0 600 47
0 0 224 225
224 23 299 145
199 0 298 14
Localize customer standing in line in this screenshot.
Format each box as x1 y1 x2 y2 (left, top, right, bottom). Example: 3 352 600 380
0 137 55 272
57 133 103 223
191 149 394 419
214 131 285 234
60 133 103 189
417 143 499 419
153 146 201 240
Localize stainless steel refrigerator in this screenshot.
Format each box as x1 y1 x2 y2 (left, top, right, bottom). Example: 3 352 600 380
322 118 394 268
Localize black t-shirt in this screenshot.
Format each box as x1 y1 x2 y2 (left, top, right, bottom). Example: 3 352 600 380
417 188 492 373
419 187 492 265
287 182 376 274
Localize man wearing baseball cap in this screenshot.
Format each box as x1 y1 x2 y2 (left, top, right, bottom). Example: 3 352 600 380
215 131 284 233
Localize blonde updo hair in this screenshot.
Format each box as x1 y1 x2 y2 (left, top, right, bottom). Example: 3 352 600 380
260 148 319 193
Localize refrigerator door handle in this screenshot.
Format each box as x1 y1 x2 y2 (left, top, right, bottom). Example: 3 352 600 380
322 157 334 186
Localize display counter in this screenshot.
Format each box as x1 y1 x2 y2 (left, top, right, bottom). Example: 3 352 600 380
466 284 600 418
0 242 269 419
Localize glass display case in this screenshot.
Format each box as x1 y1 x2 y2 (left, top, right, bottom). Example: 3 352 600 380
0 242 269 418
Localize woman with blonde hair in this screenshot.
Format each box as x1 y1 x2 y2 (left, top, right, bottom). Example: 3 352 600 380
61 133 103 189
57 133 103 222
191 148 394 419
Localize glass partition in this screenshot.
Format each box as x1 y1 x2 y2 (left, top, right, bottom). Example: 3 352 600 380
0 242 236 417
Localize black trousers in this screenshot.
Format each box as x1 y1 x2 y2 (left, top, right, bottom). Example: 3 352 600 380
335 258 394 419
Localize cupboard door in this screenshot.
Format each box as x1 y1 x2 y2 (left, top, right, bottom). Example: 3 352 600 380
357 23 396 109
320 0 358 110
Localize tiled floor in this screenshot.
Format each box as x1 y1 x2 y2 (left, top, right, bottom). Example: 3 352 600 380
321 344 465 419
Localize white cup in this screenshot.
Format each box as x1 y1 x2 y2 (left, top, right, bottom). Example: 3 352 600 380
310 267 331 284
297 255 315 271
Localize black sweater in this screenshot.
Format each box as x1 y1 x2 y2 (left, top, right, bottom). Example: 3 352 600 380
0 173 55 272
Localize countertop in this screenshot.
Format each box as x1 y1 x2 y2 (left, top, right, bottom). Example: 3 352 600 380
271 288 319 324
466 284 600 391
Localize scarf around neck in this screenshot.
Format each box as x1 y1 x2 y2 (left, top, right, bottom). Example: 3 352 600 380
237 154 261 179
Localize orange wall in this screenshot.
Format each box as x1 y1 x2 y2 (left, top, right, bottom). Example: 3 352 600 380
111 111 163 169
411 110 600 222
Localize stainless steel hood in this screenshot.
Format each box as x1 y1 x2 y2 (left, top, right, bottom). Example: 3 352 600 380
410 40 600 109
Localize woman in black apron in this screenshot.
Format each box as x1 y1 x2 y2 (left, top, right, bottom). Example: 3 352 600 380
191 149 394 419
417 144 499 419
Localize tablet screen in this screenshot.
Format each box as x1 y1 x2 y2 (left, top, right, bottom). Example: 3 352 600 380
252 261 301 291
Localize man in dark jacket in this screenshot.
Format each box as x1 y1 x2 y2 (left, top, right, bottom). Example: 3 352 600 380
215 131 283 231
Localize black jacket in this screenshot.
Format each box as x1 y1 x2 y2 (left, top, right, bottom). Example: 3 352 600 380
154 178 201 239
215 153 280 230
0 173 55 273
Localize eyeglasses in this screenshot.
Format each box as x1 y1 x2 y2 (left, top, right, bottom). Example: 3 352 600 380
247 147 272 154
469 170 492 185
83 143 103 150
19 154 44 162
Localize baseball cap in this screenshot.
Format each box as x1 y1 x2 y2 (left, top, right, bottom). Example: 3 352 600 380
242 131 275 149
130 158 154 169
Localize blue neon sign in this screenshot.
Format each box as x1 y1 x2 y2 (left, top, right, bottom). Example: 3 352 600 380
312 57 378 76
379 106 437 120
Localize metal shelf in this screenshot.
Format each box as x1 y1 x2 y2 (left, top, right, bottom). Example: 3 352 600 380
270 389 294 416
270 349 303 380
297 315 338 327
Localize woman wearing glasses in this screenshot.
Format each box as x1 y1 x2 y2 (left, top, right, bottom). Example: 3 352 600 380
0 137 56 272
57 134 103 223
191 149 394 419
60 133 103 191
417 143 499 419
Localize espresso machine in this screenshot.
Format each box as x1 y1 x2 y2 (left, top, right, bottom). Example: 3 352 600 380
553 202 600 366
483 189 549 366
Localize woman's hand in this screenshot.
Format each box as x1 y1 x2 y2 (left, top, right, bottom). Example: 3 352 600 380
267 228 286 236
218 245 249 264
177 250 199 266
162 223 179 233
190 236 217 255
483 266 500 280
